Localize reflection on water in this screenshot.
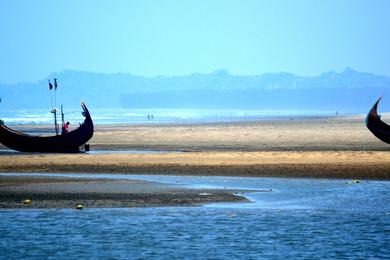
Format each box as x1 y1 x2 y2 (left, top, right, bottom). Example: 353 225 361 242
0 173 389 259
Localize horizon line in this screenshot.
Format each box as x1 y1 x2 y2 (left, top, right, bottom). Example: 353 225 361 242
2 67 389 85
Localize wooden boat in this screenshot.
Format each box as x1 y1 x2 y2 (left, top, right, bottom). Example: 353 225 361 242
0 102 93 152
365 97 390 144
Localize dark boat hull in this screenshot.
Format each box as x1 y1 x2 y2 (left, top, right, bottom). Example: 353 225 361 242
365 97 390 145
0 103 94 152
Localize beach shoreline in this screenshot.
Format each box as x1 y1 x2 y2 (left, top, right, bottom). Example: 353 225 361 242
0 175 251 208
0 117 389 210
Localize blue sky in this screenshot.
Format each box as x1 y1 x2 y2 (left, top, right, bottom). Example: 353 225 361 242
0 0 389 84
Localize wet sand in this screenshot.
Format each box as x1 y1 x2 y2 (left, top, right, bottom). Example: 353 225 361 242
0 175 249 208
0 151 388 179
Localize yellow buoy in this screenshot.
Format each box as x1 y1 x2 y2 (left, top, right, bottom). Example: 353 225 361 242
76 204 84 210
23 199 32 205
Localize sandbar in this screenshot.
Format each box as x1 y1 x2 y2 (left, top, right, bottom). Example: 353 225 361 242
0 175 250 208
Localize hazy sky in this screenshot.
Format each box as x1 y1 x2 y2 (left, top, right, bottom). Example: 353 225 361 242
0 0 389 84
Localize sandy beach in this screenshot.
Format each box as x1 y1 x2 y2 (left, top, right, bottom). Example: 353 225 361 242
0 116 389 179
5 114 390 151
63 115 390 151
0 116 389 207
0 150 388 179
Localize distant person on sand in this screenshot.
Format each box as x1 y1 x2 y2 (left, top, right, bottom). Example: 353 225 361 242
62 122 70 134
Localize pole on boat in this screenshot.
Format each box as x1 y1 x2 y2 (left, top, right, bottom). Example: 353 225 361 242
61 105 64 125
54 78 59 134
48 79 53 108
54 78 58 108
61 105 65 134
52 108 59 135
49 79 59 135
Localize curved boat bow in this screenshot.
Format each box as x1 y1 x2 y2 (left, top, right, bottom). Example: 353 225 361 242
365 97 390 144
0 103 94 152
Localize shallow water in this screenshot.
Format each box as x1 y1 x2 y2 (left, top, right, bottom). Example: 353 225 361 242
1 108 335 125
0 174 389 259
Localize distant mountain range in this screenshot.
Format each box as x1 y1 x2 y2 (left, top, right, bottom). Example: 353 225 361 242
0 68 389 113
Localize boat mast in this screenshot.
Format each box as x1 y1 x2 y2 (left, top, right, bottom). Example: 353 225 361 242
49 79 59 135
61 105 64 125
53 109 59 135
61 104 65 134
54 78 59 134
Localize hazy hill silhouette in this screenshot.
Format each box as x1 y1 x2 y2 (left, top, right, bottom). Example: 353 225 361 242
0 68 389 113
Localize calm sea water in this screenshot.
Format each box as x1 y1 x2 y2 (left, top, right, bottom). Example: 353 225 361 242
0 108 336 125
0 174 389 259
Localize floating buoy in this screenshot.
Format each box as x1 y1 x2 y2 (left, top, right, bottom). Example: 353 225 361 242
76 204 84 210
23 199 32 205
